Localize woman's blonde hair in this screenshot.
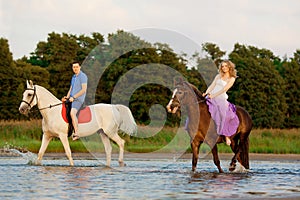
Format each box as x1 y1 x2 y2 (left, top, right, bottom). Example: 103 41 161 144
218 60 237 78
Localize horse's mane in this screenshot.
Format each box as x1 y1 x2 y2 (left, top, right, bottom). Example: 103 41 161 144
183 82 206 102
36 85 61 103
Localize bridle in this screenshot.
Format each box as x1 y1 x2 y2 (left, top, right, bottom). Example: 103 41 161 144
174 85 206 106
21 86 62 111
21 87 37 109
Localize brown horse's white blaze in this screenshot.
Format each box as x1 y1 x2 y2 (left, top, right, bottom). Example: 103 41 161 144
166 88 179 114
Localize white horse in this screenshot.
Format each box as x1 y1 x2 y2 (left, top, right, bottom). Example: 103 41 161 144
19 80 137 167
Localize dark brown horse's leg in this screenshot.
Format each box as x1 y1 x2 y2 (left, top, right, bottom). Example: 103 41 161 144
229 137 239 171
230 147 242 172
211 145 224 173
237 137 250 169
229 136 250 171
191 140 201 171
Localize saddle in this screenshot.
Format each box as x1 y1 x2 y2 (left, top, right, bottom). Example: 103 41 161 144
62 102 92 137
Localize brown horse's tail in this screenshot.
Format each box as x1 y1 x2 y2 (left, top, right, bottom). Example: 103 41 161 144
238 137 249 169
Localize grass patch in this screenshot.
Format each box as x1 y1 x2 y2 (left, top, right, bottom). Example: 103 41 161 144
0 120 299 154
249 129 300 154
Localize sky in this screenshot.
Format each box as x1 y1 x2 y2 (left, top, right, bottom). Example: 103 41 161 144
0 0 299 59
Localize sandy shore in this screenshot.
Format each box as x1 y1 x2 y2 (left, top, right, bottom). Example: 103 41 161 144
1 148 299 162
70 152 300 161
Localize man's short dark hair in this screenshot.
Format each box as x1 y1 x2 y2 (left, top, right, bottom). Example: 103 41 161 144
71 61 81 66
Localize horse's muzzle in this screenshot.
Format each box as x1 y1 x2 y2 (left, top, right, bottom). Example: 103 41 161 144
19 105 29 115
166 104 179 114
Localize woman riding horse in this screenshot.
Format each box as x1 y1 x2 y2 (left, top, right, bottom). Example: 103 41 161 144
167 79 252 172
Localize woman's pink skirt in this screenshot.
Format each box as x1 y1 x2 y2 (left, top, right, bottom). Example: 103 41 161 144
206 98 239 137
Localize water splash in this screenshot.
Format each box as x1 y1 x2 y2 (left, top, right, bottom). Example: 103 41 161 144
231 161 249 173
3 144 38 165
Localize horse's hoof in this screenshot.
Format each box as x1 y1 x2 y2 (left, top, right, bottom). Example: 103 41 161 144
103 166 112 170
33 161 42 166
70 161 74 166
229 165 236 172
119 161 126 167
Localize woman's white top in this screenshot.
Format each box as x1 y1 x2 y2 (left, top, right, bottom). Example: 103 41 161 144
211 78 228 100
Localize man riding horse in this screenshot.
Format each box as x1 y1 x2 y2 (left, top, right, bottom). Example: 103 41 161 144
62 62 88 141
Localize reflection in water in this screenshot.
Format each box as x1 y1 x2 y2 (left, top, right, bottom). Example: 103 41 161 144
38 166 117 199
188 172 252 198
0 158 299 199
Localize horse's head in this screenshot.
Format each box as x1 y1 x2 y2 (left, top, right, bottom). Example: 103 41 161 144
19 80 38 115
166 79 205 114
166 87 181 114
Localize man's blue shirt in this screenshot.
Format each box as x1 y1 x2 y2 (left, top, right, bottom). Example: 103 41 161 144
70 71 88 103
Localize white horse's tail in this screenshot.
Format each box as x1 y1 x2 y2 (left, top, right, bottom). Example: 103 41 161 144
116 105 137 136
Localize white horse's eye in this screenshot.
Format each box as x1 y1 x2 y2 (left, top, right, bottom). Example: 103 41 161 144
28 93 33 97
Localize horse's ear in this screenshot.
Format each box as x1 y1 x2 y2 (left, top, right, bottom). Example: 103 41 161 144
178 77 184 85
174 76 184 86
26 80 33 88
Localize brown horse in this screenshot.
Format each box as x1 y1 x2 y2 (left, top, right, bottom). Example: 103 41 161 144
166 80 252 172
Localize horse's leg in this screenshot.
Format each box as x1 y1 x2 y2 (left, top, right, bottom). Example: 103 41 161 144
59 134 74 166
109 133 126 167
229 137 239 171
211 145 224 173
99 132 112 167
237 136 250 169
191 139 201 172
37 133 52 165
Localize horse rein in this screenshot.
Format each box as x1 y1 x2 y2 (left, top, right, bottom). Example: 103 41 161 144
22 86 62 112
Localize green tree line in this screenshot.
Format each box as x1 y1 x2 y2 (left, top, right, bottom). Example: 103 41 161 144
0 30 299 128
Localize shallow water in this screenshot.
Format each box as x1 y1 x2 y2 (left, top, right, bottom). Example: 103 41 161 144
0 156 299 199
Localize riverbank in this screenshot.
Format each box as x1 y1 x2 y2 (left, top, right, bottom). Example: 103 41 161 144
51 152 300 162
1 148 299 162
1 120 300 154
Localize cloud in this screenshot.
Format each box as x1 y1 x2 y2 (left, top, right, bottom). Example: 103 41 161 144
0 0 299 59
1 0 134 57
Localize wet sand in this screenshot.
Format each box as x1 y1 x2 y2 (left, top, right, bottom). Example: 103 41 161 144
1 148 299 161
71 152 300 162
